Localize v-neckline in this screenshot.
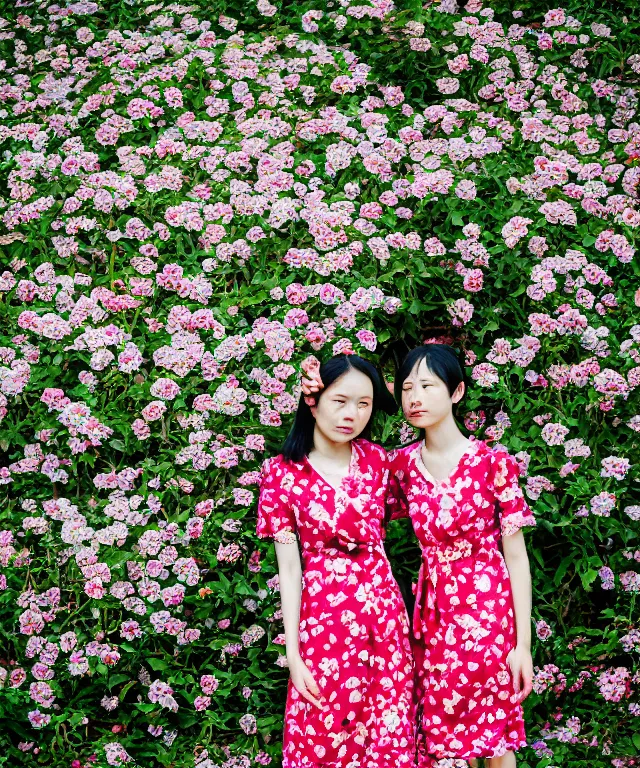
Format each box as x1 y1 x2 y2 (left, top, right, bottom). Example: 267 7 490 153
416 437 477 486
305 443 358 493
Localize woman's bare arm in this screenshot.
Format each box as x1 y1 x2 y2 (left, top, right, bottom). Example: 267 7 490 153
275 541 322 709
502 530 534 702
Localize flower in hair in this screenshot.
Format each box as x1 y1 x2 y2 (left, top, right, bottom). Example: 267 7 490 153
300 355 324 405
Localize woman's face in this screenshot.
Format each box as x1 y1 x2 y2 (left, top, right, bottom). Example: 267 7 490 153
311 367 374 444
401 358 464 429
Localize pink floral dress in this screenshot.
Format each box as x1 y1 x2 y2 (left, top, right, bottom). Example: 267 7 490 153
388 437 536 765
257 439 416 768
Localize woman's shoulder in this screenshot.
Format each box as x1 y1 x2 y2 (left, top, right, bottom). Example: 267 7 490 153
383 440 420 476
471 440 521 480
475 439 514 462
261 453 301 476
388 439 421 461
352 438 387 463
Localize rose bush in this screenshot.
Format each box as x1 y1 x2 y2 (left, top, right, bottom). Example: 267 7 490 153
0 0 638 766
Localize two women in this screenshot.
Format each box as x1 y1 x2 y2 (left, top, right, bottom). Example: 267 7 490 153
257 345 536 768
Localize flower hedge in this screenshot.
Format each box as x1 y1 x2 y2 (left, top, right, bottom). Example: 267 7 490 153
0 0 638 766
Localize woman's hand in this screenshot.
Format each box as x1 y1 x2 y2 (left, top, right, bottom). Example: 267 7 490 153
288 654 323 709
507 644 533 703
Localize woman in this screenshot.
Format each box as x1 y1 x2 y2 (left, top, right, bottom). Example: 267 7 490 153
257 354 416 768
388 344 536 768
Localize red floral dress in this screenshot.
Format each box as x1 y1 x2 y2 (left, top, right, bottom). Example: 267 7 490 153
388 437 536 765
257 439 416 768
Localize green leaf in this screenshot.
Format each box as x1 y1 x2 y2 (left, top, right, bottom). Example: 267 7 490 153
147 658 169 671
107 674 131 687
134 703 156 714
580 569 599 590
553 555 574 587
118 680 138 701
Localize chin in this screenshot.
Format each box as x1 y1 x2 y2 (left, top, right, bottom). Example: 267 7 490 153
406 416 430 430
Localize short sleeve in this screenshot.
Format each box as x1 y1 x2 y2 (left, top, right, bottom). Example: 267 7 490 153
385 449 409 522
491 451 536 537
257 458 297 544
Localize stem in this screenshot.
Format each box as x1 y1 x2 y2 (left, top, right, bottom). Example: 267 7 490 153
57 599 89 633
110 242 116 289
128 306 141 336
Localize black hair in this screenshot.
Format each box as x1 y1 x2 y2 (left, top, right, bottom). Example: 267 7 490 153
394 344 466 405
282 354 397 462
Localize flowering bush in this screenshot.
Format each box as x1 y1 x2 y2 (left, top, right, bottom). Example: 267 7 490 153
0 0 638 766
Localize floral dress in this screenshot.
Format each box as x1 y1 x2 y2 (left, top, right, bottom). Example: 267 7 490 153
257 438 416 768
388 437 536 765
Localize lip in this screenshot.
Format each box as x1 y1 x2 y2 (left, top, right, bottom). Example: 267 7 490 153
409 410 427 418
335 426 354 434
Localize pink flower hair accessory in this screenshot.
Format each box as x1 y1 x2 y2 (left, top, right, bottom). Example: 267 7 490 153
300 355 324 406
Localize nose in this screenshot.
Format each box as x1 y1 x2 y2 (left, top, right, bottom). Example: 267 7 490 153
343 402 357 421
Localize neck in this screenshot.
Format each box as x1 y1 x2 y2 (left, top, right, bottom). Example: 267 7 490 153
310 426 353 464
423 413 466 453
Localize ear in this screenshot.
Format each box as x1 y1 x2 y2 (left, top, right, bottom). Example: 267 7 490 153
309 403 318 419
451 381 465 404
